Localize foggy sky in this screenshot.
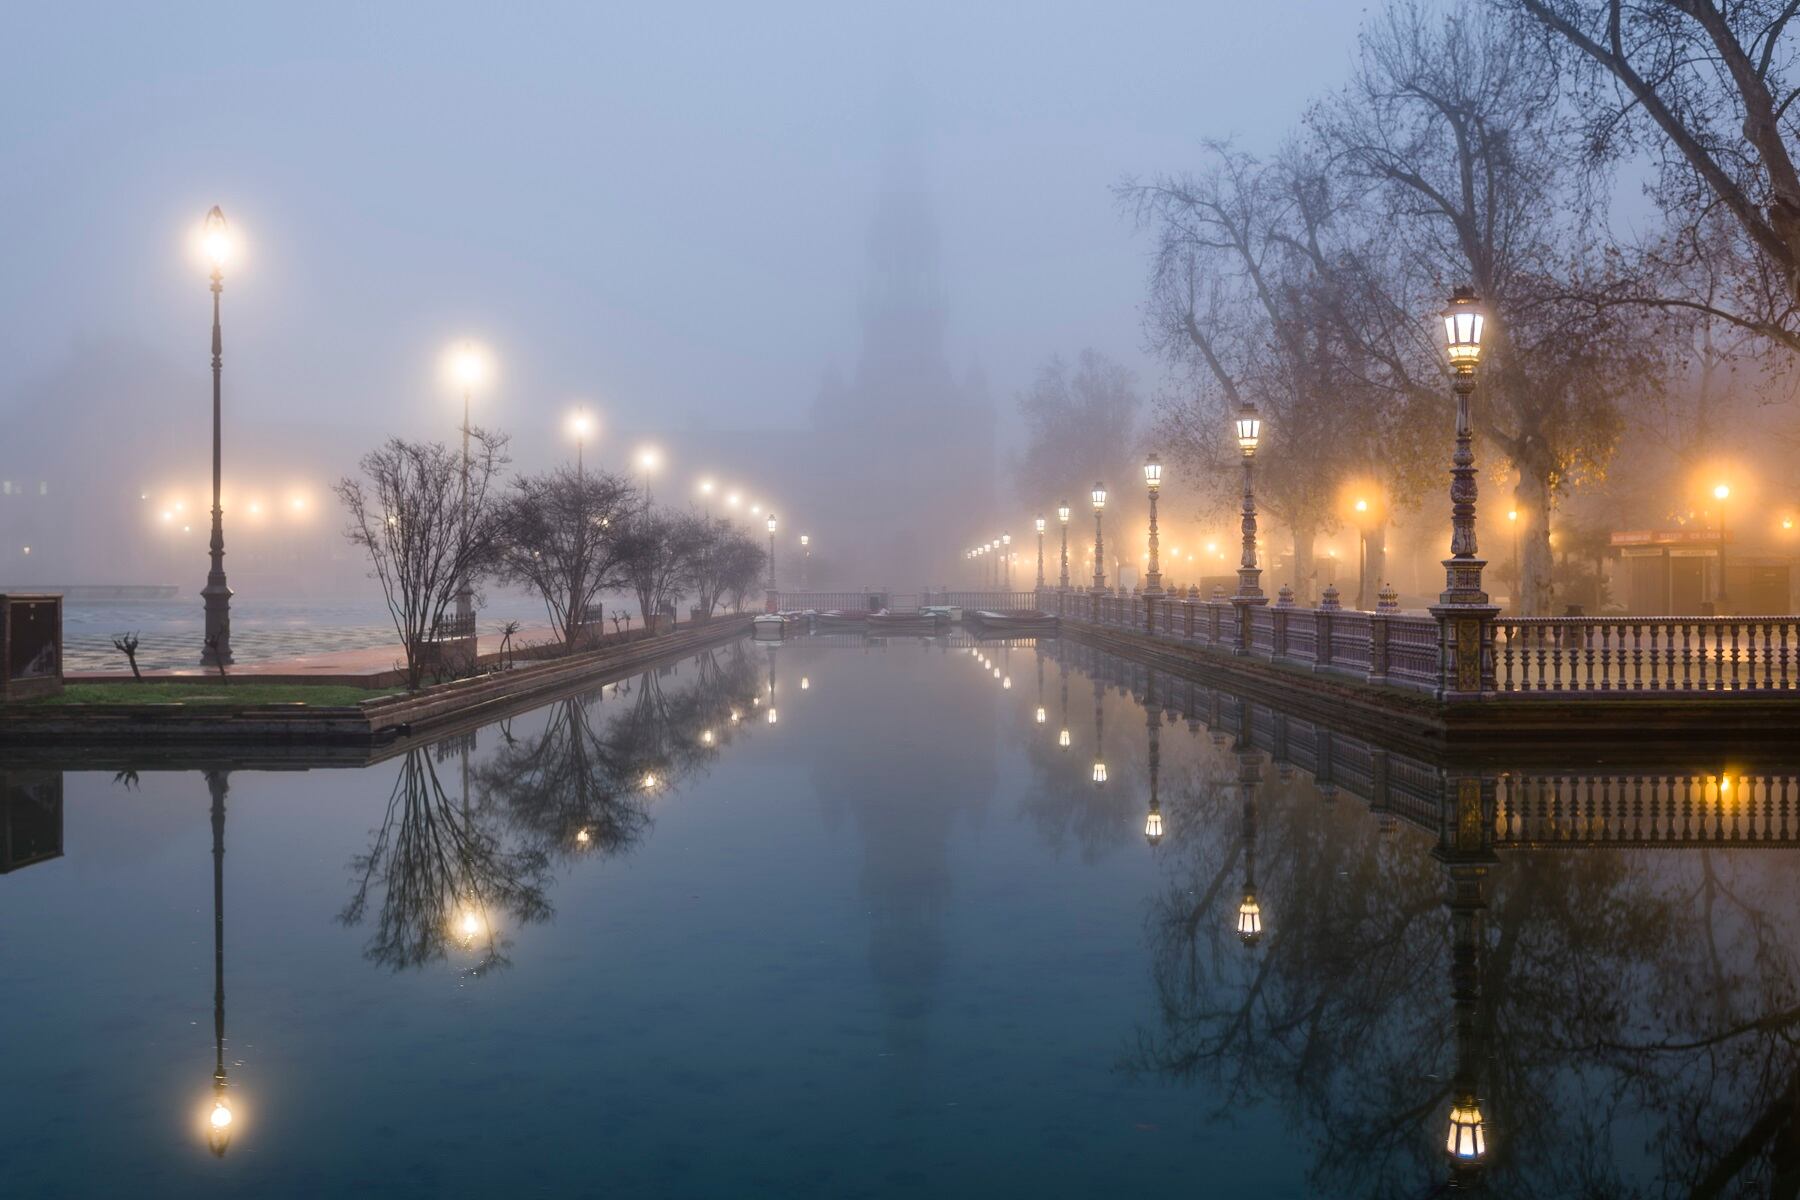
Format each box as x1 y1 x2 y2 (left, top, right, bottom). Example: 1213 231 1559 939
0 2 1369 587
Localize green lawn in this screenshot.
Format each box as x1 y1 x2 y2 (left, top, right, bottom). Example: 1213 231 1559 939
29 681 398 707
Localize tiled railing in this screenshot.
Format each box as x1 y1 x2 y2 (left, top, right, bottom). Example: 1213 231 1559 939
1041 589 1441 695
1496 617 1800 694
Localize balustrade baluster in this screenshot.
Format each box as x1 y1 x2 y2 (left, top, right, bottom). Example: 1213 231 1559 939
1761 622 1774 690
1580 623 1594 691
1631 623 1644 690
1731 622 1742 691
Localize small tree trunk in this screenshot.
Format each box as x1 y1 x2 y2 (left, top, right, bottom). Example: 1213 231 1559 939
1518 471 1555 616
1290 526 1317 604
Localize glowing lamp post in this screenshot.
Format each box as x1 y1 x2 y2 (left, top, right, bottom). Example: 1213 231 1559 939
1714 483 1732 612
199 207 235 666
1057 502 1071 592
1091 484 1108 594
1144 672 1163 846
1002 532 1012 591
569 410 593 479
1143 453 1164 597
1231 405 1266 652
1236 742 1264 947
800 533 810 588
448 339 487 625
1431 288 1498 699
1034 516 1046 591
765 513 778 610
1090 676 1106 786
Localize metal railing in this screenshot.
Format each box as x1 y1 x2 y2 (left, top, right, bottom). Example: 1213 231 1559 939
1496 617 1800 694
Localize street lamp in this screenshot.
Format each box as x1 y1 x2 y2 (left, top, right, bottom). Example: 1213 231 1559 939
638 447 660 507
448 338 488 625
1002 532 1012 591
1714 483 1732 612
1035 515 1046 590
1091 484 1108 593
199 206 235 667
766 513 778 593
1438 288 1488 607
800 533 810 588
569 410 594 478
1232 405 1266 653
1353 497 1371 610
1144 453 1164 597
1057 501 1072 592
1236 744 1263 946
1144 672 1164 846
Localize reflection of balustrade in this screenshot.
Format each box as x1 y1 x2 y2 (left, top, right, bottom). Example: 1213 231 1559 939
1495 773 1800 847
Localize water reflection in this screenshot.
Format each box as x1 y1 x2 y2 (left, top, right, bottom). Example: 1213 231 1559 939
340 747 551 975
1032 638 1800 1196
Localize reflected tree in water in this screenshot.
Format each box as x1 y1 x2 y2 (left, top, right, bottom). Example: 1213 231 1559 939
1125 745 1800 1196
341 748 550 975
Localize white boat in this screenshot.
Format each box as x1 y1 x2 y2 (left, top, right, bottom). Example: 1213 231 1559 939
919 605 962 623
752 612 789 638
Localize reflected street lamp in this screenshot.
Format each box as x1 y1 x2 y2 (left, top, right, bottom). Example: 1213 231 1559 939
1235 741 1264 947
203 770 234 1155
1144 453 1164 597
200 207 235 666
1091 484 1108 594
1144 671 1163 845
1090 675 1107 785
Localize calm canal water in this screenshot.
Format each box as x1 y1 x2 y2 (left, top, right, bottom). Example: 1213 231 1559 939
4 634 1798 1197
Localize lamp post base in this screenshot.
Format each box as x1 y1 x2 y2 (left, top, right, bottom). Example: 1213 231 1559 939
200 577 234 666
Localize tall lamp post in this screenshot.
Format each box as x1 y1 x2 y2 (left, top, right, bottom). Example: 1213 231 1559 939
800 534 810 588
570 410 593 479
1091 484 1108 593
449 340 485 625
1002 532 1012 591
1714 483 1732 612
199 207 235 667
1144 453 1164 597
1034 516 1046 591
1354 498 1371 610
1057 502 1071 591
1507 508 1519 611
1235 742 1264 948
1431 287 1497 699
766 514 778 591
1233 405 1266 652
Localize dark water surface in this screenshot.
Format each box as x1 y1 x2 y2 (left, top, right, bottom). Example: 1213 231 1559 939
4 635 1798 1197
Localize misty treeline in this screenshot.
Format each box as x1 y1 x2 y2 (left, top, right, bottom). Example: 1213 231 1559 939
1021 1 1800 615
334 429 766 689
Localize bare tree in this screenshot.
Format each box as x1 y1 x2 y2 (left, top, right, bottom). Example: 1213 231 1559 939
491 466 634 648
111 632 142 681
334 430 508 690
1506 0 1800 352
1013 351 1144 530
690 517 767 619
1310 2 1672 612
617 509 704 626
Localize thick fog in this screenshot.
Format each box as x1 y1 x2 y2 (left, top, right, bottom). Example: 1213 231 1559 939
0 2 1362 599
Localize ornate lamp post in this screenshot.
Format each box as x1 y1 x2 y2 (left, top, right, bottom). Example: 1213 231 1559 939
1057 502 1071 591
199 207 235 667
1034 516 1046 591
1233 405 1266 652
766 514 778 591
1002 532 1013 591
1091 484 1108 593
1431 288 1499 699
1144 453 1164 597
800 534 810 588
1436 770 1497 1189
1354 497 1371 610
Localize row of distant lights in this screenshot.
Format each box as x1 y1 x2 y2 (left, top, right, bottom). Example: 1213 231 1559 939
145 491 310 534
